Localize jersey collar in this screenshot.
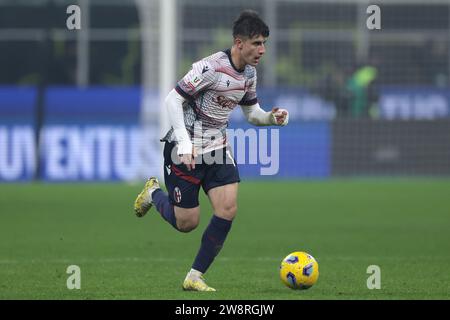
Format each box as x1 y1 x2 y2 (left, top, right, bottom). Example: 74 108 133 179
224 48 245 73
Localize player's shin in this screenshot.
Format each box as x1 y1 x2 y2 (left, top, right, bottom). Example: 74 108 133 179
191 215 232 273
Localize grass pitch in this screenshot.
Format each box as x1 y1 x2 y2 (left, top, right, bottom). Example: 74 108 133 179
0 179 449 299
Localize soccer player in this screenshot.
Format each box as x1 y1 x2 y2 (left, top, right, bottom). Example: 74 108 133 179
134 10 289 292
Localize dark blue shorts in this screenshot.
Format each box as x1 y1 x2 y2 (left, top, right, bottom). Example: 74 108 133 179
163 142 240 208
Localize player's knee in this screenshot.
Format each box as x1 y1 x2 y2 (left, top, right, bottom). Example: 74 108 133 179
175 207 200 232
217 203 237 220
177 217 200 233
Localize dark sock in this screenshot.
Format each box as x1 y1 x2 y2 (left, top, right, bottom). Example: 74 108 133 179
152 189 178 230
192 215 232 274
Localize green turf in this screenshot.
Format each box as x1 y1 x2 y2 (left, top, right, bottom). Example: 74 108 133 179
0 179 449 299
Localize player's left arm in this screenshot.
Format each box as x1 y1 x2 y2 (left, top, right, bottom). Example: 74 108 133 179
241 103 289 126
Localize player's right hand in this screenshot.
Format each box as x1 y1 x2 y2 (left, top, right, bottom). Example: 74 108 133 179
179 147 198 171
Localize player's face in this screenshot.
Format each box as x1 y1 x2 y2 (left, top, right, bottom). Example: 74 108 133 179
239 35 267 67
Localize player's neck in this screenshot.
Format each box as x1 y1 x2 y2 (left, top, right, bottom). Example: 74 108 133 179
230 46 246 72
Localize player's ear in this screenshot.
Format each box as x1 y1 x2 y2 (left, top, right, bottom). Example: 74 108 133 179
234 37 244 50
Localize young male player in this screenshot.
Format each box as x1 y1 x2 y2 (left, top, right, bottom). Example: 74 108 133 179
134 10 289 291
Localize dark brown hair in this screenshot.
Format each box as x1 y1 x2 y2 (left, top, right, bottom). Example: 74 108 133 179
232 10 269 39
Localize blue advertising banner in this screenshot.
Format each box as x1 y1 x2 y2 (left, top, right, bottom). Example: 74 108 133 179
227 121 331 179
379 86 450 120
0 87 37 181
230 87 336 122
40 87 161 181
39 86 331 181
0 86 334 181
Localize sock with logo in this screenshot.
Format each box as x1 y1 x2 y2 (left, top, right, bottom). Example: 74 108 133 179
152 189 179 230
192 215 232 273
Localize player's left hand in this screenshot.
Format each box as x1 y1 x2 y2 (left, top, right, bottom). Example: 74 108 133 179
270 107 289 126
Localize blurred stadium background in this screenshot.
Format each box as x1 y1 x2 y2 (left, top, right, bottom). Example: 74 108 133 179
1 0 449 299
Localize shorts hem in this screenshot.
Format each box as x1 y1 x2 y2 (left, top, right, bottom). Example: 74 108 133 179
168 198 200 209
203 179 241 194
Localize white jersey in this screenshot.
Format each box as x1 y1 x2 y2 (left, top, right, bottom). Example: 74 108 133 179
162 49 258 154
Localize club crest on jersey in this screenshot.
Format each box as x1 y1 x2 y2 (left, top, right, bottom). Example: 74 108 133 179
174 187 182 203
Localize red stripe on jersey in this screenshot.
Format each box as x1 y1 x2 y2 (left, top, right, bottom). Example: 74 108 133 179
215 68 243 81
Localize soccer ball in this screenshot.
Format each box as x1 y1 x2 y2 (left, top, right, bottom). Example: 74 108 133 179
279 251 319 290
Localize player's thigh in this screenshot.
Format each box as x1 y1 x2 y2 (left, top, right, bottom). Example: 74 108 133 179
163 141 203 209
164 179 201 230
207 183 239 221
203 149 240 221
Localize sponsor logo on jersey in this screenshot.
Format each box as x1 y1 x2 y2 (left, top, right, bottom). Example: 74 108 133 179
213 95 238 110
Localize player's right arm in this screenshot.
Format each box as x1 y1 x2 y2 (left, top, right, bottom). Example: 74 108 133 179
164 89 196 170
165 59 216 170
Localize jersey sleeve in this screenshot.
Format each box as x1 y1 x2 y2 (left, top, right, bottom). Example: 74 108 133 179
175 60 216 100
239 70 258 106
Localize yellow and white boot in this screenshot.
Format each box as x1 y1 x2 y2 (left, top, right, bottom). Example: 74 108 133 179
182 269 216 292
133 177 160 217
